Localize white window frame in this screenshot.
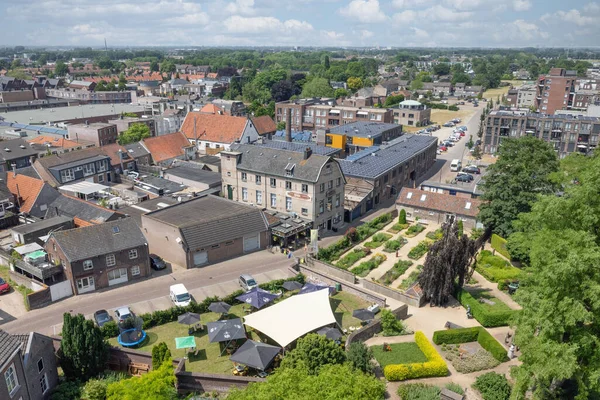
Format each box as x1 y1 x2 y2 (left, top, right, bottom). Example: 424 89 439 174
106 254 116 267
270 193 276 208
286 196 292 211
5 363 18 396
77 276 94 290
256 190 262 205
128 249 138 259
83 260 93 271
131 265 140 276
40 373 48 394
82 163 95 176
60 169 75 183
97 160 107 172
301 184 308 193
242 187 248 201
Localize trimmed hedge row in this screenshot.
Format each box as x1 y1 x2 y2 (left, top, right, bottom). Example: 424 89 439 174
491 234 510 260
456 290 518 328
433 327 508 362
383 331 448 381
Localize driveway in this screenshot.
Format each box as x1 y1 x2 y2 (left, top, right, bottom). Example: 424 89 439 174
0 250 294 336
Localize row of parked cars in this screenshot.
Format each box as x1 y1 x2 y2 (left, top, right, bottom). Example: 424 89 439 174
416 124 441 135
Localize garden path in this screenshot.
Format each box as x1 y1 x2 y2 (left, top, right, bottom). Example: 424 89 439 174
465 271 522 310
336 218 399 261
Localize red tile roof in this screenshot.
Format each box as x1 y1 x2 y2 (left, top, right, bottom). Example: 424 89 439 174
142 132 191 163
7 174 45 213
251 116 277 135
200 104 221 114
180 112 248 144
99 143 128 167
396 187 483 218
27 135 83 149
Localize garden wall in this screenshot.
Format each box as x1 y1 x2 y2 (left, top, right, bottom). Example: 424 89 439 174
344 305 409 351
305 256 356 284
361 279 425 308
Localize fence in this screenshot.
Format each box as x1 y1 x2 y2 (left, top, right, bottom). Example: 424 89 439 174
345 305 409 351
361 279 425 308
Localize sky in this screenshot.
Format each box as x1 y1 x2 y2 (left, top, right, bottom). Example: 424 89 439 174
2 0 599 48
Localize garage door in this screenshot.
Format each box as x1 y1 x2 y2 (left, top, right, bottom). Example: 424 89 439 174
108 268 128 286
193 251 208 266
243 234 260 252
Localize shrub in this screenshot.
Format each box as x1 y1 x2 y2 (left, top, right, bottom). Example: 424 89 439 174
152 342 172 369
399 209 407 224
101 321 119 339
477 328 509 362
378 260 412 286
408 241 430 260
456 290 518 328
317 236 351 262
398 266 422 291
381 309 406 336
445 383 464 395
405 223 425 237
364 233 392 249
345 227 358 242
491 234 510 259
383 237 406 252
476 250 523 283
448 105 459 111
82 379 107 400
425 229 443 241
445 349 500 373
346 342 373 374
473 372 512 400
433 327 480 344
397 383 440 400
384 331 448 381
388 223 409 233
50 380 82 400
336 248 367 270
470 228 485 240
352 253 387 277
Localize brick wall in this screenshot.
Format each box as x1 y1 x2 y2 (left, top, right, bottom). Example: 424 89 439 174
345 304 409 350
361 279 424 308
27 284 51 310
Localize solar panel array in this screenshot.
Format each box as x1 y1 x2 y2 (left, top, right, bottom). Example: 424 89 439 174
0 121 67 135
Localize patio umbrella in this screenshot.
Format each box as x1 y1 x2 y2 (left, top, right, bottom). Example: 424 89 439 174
178 312 201 326
207 318 247 343
235 287 278 309
316 326 343 341
208 301 231 314
175 336 196 355
229 340 281 371
299 282 335 296
282 281 303 291
352 309 375 321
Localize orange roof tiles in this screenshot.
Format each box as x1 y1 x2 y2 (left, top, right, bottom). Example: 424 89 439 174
7 174 44 213
142 132 191 163
199 104 221 114
251 116 277 135
27 135 82 149
99 143 128 166
180 112 248 144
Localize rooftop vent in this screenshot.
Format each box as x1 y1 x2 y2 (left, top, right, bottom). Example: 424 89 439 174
4 148 10 152
19 145 26 149
112 226 120 234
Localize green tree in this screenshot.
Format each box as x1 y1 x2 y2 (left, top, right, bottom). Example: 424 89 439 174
380 309 406 336
478 137 559 237
322 54 330 70
150 60 159 72
160 61 176 73
334 88 349 98
106 360 177 400
151 342 172 369
227 363 385 400
58 313 109 381
399 209 407 224
457 220 464 237
384 94 405 107
410 78 424 91
276 121 286 131
473 372 511 400
347 77 363 91
301 78 334 98
346 342 373 374
82 379 108 400
118 123 151 145
466 135 474 150
54 61 69 76
280 333 346 374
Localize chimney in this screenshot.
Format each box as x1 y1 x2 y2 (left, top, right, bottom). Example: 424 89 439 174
303 147 312 160
11 163 16 178
285 109 292 142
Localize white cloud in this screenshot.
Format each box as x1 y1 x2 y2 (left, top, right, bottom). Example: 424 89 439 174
584 2 600 12
513 0 531 11
225 0 255 15
412 27 430 39
496 19 549 42
421 5 473 22
360 29 374 38
556 9 594 26
393 0 431 8
393 10 417 24
445 0 483 11
223 16 313 34
339 0 387 23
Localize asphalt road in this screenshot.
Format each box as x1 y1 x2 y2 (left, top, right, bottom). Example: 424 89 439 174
0 250 294 335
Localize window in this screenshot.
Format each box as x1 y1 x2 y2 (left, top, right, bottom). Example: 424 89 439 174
320 183 325 193
256 190 262 204
301 208 308 215
336 177 341 187
40 374 48 394
255 175 261 184
270 178 277 187
60 169 75 183
241 172 247 181
97 160 107 172
5 363 18 395
319 200 324 214
286 197 292 210
37 358 44 373
301 184 308 193
328 180 333 189
226 171 231 177
98 174 104 183
106 254 116 267
270 193 277 208
285 181 292 190
77 277 94 291
107 269 126 281
128 249 138 259
83 260 93 271
82 163 95 176
242 187 248 201
335 194 340 207
211 244 220 249
131 265 140 276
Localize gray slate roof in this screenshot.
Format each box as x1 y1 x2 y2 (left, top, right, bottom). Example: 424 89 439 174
328 122 400 138
0 138 38 161
124 142 150 159
165 165 221 187
252 139 341 156
0 329 21 368
45 194 122 223
229 144 333 183
337 134 437 179
143 195 269 249
11 215 73 235
36 148 108 169
50 217 146 262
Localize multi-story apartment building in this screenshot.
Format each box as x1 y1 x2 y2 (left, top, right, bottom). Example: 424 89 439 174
325 122 403 156
535 68 577 114
45 88 134 104
220 144 346 231
483 110 600 157
275 98 393 132
393 100 431 127
66 122 118 146
108 116 157 137
33 148 114 187
507 85 537 109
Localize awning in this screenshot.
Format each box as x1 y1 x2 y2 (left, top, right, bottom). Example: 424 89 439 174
328 109 340 114
229 340 281 370
14 243 43 255
175 336 196 349
59 181 109 195
243 289 337 347
357 111 369 116
577 144 588 149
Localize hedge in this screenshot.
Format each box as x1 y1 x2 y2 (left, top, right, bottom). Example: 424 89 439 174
433 327 508 362
476 250 523 283
383 331 448 381
456 290 518 328
491 234 510 259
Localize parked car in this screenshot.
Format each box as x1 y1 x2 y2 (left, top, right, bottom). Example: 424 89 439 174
473 103 479 107
436 149 442 155
239 274 258 291
456 173 474 182
170 284 192 307
443 141 454 147
0 277 10 294
94 310 113 327
475 139 482 146
463 165 481 174
150 254 167 270
457 101 465 105
114 306 134 323
452 118 461 123
443 122 455 127
438 145 448 151
460 126 468 131
459 131 466 137
449 136 460 142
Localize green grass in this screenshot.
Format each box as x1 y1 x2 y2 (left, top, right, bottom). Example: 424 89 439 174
476 250 523 283
371 342 428 368
405 224 425 237
398 266 423 291
407 241 431 260
388 223 409 234
351 253 387 277
467 289 513 313
336 248 367 270
383 237 407 253
378 260 413 286
331 291 372 330
364 233 392 249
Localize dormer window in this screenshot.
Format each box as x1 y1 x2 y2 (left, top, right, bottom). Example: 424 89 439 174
285 163 295 177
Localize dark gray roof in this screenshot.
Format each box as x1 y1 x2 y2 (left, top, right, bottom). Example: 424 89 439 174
337 134 437 179
0 138 38 162
50 217 146 262
253 139 341 157
328 122 401 138
143 195 269 249
124 142 150 159
165 165 221 187
45 194 122 223
119 196 181 226
197 155 221 165
228 144 333 183
135 175 187 195
49 154 108 171
11 215 73 235
0 329 21 368
36 148 108 169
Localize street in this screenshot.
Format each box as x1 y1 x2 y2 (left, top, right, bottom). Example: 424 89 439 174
0 250 294 336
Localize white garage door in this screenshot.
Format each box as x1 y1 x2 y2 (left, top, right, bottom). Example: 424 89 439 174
108 268 128 286
243 234 260 252
193 251 208 266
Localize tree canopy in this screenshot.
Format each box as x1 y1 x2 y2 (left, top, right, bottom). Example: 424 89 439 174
54 61 69 77
118 123 151 145
106 359 177 400
280 333 346 375
301 78 334 98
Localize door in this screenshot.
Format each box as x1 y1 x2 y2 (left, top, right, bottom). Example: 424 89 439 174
243 234 260 252
77 276 95 294
193 251 208 266
327 219 332 230
227 185 233 200
108 268 128 286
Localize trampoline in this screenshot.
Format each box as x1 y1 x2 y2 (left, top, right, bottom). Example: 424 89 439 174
117 328 147 347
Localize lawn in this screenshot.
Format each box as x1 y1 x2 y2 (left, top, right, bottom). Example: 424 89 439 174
430 108 475 125
482 85 511 100
476 250 523 283
466 289 513 313
371 342 428 368
331 291 372 330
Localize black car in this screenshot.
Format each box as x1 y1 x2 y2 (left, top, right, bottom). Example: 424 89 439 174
463 165 481 174
94 310 113 327
456 173 474 182
475 139 482 146
150 254 167 270
443 141 454 147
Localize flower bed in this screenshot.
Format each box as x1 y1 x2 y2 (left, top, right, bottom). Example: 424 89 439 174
378 260 413 286
383 236 407 253
441 345 500 373
426 228 443 241
336 248 367 270
476 250 523 283
398 383 464 400
364 233 393 249
408 241 431 260
457 289 519 328
352 253 387 277
398 265 423 290
388 222 409 234
383 331 448 381
405 223 426 237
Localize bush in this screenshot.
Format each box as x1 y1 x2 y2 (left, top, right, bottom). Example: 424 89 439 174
101 321 119 339
477 328 509 362
345 227 358 242
388 223 409 233
491 234 510 259
448 105 459 111
398 266 422 291
456 290 518 327
51 380 82 400
473 372 512 400
399 209 407 224
346 342 373 374
408 241 430 260
352 253 387 277
426 229 443 241
433 327 480 344
82 379 107 400
336 248 367 270
381 309 406 336
476 250 523 283
397 383 440 400
364 233 392 249
445 383 464 395
378 260 412 286
383 331 448 381
405 223 425 237
383 238 406 252
446 349 500 373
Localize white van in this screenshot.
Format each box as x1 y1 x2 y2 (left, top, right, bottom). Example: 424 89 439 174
170 284 191 307
450 159 462 172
